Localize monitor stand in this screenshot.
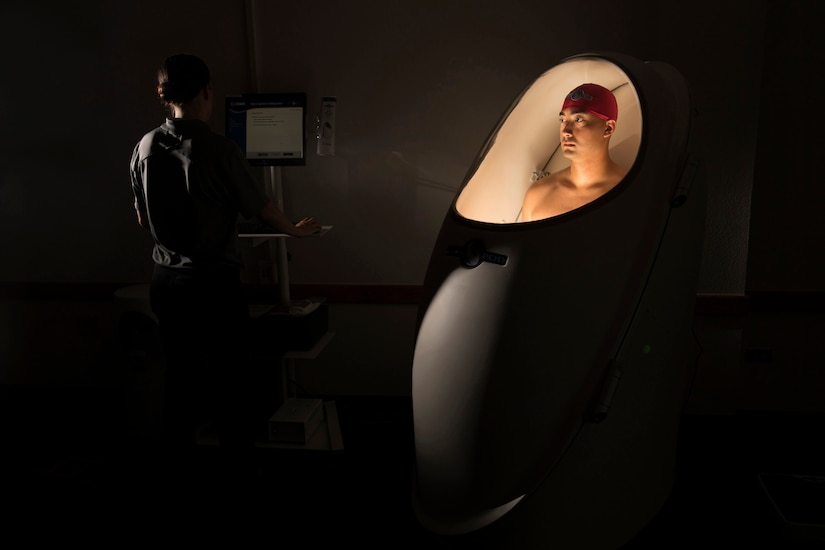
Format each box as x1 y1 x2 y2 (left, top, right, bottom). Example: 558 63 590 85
266 165 291 306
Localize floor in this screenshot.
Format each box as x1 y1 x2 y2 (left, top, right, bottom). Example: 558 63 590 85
2 385 823 548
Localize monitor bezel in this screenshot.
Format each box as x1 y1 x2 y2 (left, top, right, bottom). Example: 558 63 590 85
225 92 308 167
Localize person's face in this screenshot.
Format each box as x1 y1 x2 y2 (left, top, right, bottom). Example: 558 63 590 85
558 108 614 161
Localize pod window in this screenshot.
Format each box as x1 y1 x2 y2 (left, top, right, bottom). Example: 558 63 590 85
455 58 642 224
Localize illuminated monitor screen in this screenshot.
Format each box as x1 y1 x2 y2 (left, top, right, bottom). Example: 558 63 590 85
225 92 307 166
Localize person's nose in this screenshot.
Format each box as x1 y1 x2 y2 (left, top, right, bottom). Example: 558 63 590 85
561 121 573 136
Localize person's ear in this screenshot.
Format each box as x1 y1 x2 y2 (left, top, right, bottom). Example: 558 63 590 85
603 120 616 138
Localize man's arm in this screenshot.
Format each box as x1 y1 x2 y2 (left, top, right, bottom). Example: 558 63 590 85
130 143 151 232
258 200 322 237
135 206 150 231
521 182 542 222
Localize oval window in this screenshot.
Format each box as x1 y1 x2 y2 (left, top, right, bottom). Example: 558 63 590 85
455 57 642 224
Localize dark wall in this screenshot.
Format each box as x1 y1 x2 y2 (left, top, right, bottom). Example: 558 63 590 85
0 1 251 283
0 0 775 295
748 0 825 292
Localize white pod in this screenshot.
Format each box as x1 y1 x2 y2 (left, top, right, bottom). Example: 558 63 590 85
411 52 706 548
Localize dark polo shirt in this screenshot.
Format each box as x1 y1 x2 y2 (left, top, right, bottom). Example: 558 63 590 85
131 118 269 269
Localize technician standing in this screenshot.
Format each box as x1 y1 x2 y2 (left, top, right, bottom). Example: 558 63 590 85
130 53 321 478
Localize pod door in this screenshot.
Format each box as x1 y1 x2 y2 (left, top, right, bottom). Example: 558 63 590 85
411 52 704 540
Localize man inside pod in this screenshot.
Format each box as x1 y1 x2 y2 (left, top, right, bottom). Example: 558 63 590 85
521 83 627 221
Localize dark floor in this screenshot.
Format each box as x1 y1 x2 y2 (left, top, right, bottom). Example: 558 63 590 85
2 386 824 548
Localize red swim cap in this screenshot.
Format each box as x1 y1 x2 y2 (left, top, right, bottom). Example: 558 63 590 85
561 83 618 121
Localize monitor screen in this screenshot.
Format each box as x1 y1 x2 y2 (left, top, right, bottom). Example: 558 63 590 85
225 92 307 166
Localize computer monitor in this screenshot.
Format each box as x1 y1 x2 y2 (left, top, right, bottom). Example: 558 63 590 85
225 92 307 166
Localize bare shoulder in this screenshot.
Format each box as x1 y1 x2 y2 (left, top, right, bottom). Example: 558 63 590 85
603 162 629 193
522 170 568 221
527 169 567 193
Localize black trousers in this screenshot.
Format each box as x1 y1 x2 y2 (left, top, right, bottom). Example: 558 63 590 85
150 264 255 463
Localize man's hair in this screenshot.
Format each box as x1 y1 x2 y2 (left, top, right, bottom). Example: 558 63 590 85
562 83 618 121
157 54 211 105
